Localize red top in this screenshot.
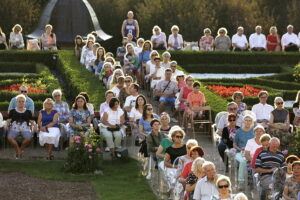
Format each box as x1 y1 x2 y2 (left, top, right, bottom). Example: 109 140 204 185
180 161 193 178
251 147 263 168
180 86 193 111
267 34 280 51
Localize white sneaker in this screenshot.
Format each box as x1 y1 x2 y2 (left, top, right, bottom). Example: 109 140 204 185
105 147 110 152
146 173 151 180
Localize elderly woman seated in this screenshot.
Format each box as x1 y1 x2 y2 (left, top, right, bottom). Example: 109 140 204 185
53 89 69 135
269 97 291 148
4 94 35 159
37 98 60 160
283 160 300 200
212 176 235 200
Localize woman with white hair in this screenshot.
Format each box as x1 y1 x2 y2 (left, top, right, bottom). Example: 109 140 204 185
164 126 187 194
160 112 171 135
214 27 231 51
9 24 24 50
233 115 254 187
151 25 167 50
269 97 290 147
168 25 184 50
37 98 60 160
199 28 214 51
40 24 57 50
52 89 69 124
5 94 34 158
267 26 281 51
245 125 264 162
185 157 206 199
161 51 171 69
233 193 248 200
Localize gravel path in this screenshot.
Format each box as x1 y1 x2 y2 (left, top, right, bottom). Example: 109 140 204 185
0 172 98 200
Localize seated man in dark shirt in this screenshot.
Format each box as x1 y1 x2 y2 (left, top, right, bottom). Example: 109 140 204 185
255 137 286 200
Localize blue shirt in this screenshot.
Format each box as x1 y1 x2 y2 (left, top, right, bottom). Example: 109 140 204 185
41 110 59 128
138 50 151 64
139 114 159 133
234 127 254 149
8 96 34 114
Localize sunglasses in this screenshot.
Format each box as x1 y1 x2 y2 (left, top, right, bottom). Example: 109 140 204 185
276 102 283 105
21 90 27 93
228 119 236 122
125 80 131 83
175 135 183 139
218 185 229 189
147 108 153 111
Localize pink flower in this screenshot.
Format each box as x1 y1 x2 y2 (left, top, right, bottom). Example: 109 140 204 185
74 139 81 144
74 136 81 143
87 144 92 148
89 155 92 159
96 148 101 152
88 148 93 152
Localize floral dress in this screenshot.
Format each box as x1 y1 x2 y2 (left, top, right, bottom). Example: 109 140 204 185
186 173 198 200
284 176 300 199
54 102 69 123
68 109 91 136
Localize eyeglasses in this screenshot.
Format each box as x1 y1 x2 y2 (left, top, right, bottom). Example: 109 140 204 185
125 80 131 83
276 102 283 105
228 119 236 122
175 135 183 139
187 79 194 82
218 185 229 189
147 108 153 111
177 75 184 78
20 90 27 93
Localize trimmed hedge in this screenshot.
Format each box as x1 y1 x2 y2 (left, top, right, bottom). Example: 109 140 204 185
0 73 42 80
0 62 36 73
56 51 105 108
169 51 300 65
183 64 284 73
0 51 56 70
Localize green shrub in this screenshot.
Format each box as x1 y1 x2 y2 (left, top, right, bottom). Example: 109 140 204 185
169 51 300 65
183 64 283 73
57 51 105 107
0 73 42 81
293 63 300 82
0 62 36 73
64 130 103 174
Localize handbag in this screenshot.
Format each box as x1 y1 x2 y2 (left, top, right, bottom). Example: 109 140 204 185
107 125 120 132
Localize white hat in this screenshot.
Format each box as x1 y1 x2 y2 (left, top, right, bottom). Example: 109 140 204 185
176 71 185 77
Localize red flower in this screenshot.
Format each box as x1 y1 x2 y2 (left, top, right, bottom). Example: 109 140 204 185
206 85 264 98
0 83 47 94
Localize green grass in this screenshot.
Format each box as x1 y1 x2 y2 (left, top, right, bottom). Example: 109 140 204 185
0 159 157 200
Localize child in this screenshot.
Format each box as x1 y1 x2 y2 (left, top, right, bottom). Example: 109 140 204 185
124 53 139 76
187 81 209 119
99 62 113 88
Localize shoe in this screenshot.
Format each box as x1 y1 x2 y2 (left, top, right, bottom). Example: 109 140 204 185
146 173 151 180
105 147 110 152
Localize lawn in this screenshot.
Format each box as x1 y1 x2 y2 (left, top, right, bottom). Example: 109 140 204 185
0 159 158 200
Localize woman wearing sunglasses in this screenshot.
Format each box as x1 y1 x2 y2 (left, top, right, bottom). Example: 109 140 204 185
164 126 187 197
269 97 291 148
212 176 235 200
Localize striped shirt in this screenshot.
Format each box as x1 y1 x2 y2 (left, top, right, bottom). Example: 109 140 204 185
255 149 286 176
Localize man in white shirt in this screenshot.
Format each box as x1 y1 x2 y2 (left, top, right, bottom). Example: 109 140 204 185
193 161 220 200
170 61 183 81
249 25 266 51
124 83 139 114
150 56 165 89
111 76 125 98
281 24 299 52
232 26 248 51
251 91 274 129
99 90 115 119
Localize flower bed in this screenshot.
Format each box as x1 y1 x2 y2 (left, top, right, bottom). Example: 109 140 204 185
206 85 264 98
0 83 47 94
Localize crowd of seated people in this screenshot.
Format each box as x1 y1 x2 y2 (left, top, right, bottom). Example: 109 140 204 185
2 10 300 200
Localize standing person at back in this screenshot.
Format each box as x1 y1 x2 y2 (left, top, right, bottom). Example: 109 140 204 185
121 11 139 40
8 85 34 115
251 91 274 129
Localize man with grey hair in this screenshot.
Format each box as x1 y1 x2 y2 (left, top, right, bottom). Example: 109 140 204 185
170 60 183 81
255 137 286 200
193 161 220 200
232 26 248 51
249 25 266 51
8 85 34 114
281 24 299 52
